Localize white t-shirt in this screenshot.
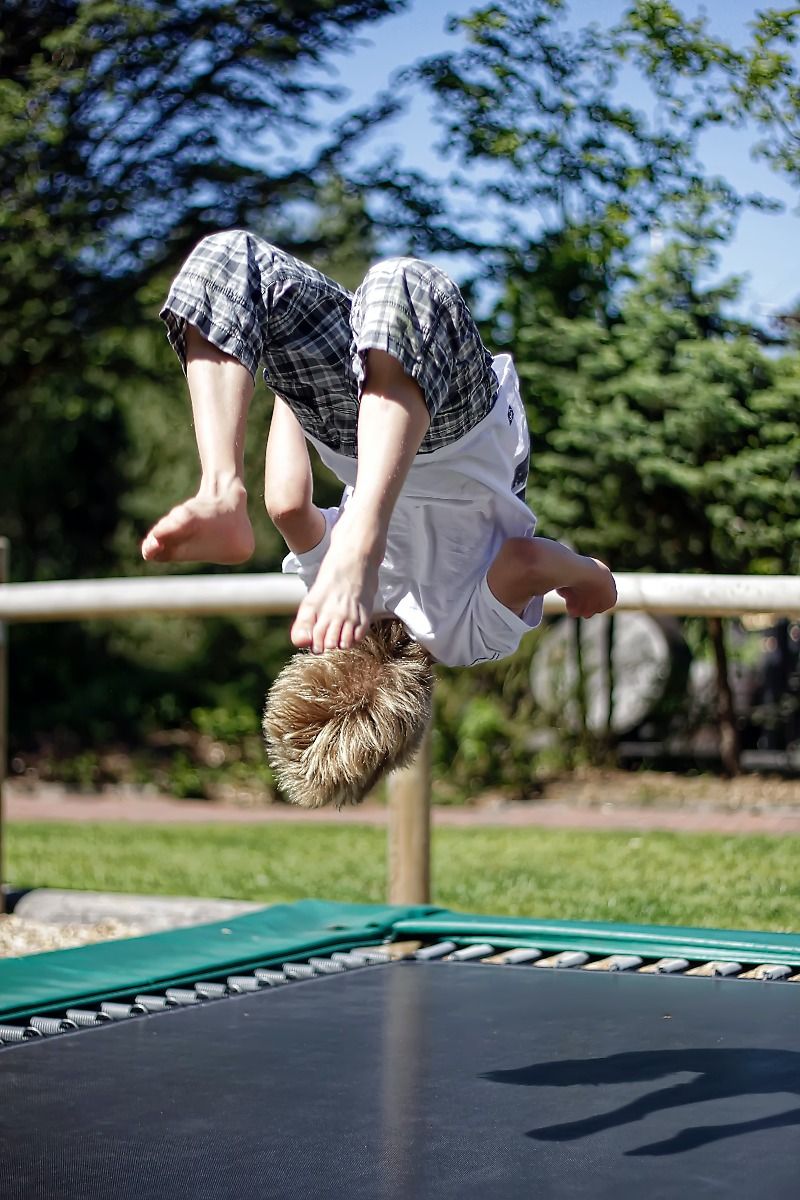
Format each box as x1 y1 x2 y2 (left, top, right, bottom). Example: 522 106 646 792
281 354 544 667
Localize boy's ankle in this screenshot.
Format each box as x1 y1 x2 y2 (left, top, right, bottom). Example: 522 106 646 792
198 473 247 502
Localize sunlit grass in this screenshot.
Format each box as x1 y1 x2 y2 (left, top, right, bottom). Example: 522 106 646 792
7 820 800 933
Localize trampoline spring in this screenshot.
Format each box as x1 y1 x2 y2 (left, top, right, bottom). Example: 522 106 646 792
226 975 263 993
444 943 497 962
165 988 203 1006
282 963 316 981
608 955 643 971
685 961 742 977
100 1002 149 1019
194 982 228 999
0 1024 43 1044
536 951 590 969
330 952 371 969
29 1015 78 1036
739 963 792 981
585 955 643 973
254 969 289 986
307 958 347 974
484 947 542 965
413 941 458 961
135 994 179 1012
65 1008 113 1027
345 949 391 965
639 958 690 975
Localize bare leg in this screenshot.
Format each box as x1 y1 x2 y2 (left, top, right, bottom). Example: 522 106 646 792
141 325 256 564
487 536 617 618
290 349 430 654
264 396 326 555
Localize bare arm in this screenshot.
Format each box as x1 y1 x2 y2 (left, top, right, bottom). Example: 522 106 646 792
264 396 326 555
487 536 617 618
291 348 431 652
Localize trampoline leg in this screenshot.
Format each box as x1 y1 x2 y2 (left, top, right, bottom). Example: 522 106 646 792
387 719 432 904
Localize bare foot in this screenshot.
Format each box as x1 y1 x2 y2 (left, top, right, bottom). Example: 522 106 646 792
142 480 255 564
557 560 617 619
290 519 382 653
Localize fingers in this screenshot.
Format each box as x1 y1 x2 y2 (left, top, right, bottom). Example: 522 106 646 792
291 606 370 654
557 582 617 619
337 619 355 650
323 617 345 652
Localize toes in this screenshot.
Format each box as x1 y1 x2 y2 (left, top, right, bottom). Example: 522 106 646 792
149 506 188 543
142 506 192 560
141 534 158 560
141 534 168 562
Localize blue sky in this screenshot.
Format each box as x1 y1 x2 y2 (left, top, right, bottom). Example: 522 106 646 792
305 0 799 321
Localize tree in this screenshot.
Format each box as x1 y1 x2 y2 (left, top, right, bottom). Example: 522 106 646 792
0 1 410 751
521 244 800 772
406 0 747 292
619 2 800 191
402 0 800 774
0 0 412 580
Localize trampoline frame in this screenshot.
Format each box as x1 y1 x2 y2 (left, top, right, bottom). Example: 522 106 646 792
2 900 800 1037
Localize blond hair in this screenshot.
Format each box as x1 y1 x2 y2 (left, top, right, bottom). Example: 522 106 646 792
263 619 434 809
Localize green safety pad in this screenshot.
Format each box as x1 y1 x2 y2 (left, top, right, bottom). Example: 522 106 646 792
3 900 800 1024
0 899 440 1022
394 911 800 965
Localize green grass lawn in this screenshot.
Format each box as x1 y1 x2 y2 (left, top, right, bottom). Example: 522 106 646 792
6 820 800 932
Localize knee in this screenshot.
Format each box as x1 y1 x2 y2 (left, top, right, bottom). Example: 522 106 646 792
264 489 307 528
194 230 240 256
193 229 275 265
361 256 459 302
264 459 315 532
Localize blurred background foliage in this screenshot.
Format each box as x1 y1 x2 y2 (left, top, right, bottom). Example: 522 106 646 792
2 0 800 798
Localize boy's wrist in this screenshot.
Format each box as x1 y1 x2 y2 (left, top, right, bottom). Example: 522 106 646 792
338 501 387 559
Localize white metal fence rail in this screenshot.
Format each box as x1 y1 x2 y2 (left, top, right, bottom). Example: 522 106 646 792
3 572 800 622
2 541 800 914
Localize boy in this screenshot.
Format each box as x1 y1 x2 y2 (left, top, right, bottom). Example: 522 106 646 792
142 231 616 805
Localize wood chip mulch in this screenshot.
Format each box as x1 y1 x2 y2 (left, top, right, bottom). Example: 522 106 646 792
0 916 142 959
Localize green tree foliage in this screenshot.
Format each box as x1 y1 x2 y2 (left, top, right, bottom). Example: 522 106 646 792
620 2 800 189
0 1 407 749
510 244 800 771
528 249 799 577
407 0 800 776
0 0 409 581
408 0 748 288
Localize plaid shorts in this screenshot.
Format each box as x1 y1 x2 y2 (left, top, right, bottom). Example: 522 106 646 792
160 230 497 457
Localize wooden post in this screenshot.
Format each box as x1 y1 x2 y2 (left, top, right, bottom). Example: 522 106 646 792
387 721 432 905
0 538 8 915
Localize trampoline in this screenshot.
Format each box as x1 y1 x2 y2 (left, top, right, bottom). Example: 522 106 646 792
2 900 800 1199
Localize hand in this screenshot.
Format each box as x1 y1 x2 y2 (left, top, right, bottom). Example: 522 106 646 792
557 560 617 619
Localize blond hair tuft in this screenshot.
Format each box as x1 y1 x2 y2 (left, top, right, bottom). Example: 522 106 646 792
263 619 434 808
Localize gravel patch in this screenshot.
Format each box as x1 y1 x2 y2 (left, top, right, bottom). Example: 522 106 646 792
0 915 142 959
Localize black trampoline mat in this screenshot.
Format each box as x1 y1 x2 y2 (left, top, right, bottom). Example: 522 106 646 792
2 961 800 1199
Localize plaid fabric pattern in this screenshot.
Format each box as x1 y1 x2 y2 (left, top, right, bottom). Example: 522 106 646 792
161 230 497 457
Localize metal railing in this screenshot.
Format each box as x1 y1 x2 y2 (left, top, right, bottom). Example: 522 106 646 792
2 538 800 914
3 569 800 622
